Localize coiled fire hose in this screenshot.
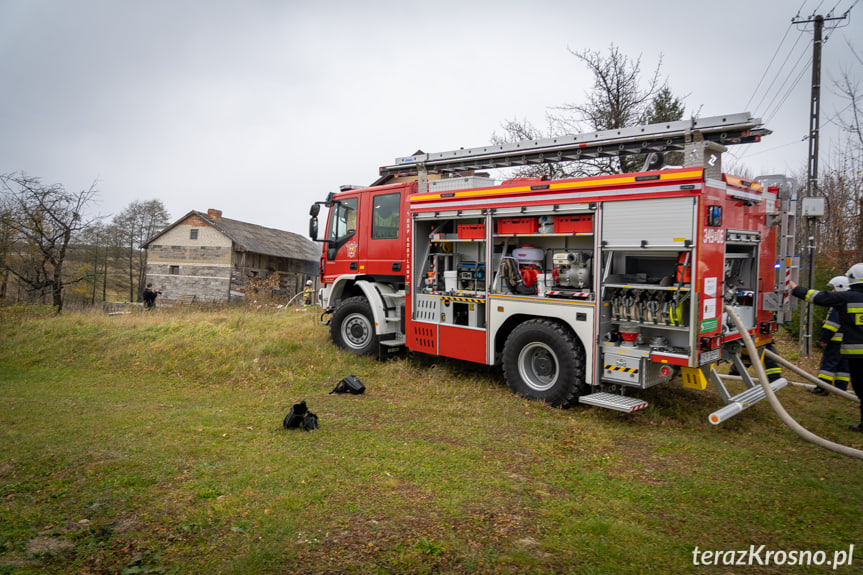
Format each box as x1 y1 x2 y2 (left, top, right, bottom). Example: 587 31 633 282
724 306 863 460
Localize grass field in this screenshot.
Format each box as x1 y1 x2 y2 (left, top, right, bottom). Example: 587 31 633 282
1 305 861 574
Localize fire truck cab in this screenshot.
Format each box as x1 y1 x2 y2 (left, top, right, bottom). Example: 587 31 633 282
309 113 797 424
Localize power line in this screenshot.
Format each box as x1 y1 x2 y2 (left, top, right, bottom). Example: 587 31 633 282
744 22 794 111
764 54 813 123
791 8 851 357
752 32 807 115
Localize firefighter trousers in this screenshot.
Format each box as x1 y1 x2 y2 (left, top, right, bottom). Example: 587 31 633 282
849 358 863 425
818 342 850 391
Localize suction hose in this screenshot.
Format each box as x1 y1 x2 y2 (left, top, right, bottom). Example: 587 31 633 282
764 348 860 403
724 306 863 460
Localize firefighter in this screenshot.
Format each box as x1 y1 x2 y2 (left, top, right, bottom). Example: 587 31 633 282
303 280 314 306
142 283 161 309
809 276 851 396
790 263 863 433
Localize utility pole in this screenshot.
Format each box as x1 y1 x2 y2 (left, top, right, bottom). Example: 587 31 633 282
793 9 849 356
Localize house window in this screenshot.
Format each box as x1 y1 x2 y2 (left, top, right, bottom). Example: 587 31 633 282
190 229 199 240
170 266 180 275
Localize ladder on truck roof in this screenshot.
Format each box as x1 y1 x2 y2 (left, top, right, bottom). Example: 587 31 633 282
379 112 769 176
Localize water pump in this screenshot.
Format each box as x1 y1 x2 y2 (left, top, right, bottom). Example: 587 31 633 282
552 251 592 290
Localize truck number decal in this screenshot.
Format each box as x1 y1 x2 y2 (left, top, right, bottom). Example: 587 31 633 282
703 228 725 244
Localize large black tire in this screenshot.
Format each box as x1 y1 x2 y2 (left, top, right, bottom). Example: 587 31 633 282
502 319 586 407
330 296 379 356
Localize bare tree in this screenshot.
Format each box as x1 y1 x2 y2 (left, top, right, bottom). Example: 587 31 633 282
0 173 100 311
112 200 170 302
492 44 685 178
490 116 574 179
814 70 863 267
0 195 13 300
78 221 113 304
835 70 863 152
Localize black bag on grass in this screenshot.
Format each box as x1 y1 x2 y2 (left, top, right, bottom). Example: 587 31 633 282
330 375 365 395
283 401 318 431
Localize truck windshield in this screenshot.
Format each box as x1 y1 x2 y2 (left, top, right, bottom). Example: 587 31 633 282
328 197 358 243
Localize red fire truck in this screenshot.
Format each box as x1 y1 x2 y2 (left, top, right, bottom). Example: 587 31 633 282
308 113 798 424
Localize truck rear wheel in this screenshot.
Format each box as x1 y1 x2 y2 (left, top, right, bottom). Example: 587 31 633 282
502 319 585 407
330 296 379 355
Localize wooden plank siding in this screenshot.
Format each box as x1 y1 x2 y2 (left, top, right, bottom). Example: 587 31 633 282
144 209 320 303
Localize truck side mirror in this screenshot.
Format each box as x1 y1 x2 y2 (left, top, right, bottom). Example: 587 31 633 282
309 204 320 217
309 217 318 240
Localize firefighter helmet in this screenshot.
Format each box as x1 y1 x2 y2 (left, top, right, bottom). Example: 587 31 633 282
306 280 313 286
847 263 863 285
828 275 850 292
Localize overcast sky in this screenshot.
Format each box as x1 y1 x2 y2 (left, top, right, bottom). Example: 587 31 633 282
2 0 861 236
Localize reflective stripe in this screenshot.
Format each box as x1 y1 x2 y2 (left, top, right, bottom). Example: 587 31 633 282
822 320 840 332
805 289 819 302
841 343 863 355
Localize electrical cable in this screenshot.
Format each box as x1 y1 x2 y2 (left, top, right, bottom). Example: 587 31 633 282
725 306 863 460
745 22 795 111
752 32 807 115
762 52 813 123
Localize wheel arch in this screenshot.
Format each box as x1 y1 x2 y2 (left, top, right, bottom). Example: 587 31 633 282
501 317 588 407
491 306 596 385
494 314 585 362
329 278 400 336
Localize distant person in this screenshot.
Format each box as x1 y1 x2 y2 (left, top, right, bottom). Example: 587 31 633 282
790 263 863 432
303 280 314 306
809 276 851 395
143 283 161 309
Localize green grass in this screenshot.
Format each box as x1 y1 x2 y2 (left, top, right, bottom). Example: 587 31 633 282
1 306 862 574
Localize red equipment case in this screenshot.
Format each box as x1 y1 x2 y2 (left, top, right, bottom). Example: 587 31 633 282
554 215 593 234
496 217 538 234
457 224 486 239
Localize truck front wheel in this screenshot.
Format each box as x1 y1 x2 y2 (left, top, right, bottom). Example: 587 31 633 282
330 296 379 355
502 319 585 407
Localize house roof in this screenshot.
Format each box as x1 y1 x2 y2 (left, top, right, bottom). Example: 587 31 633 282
144 210 320 262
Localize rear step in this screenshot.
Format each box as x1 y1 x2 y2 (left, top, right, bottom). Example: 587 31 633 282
380 333 405 347
378 337 405 358
708 378 788 425
579 392 648 413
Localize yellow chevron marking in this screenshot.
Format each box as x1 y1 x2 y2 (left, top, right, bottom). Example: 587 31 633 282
604 365 639 374
441 297 485 304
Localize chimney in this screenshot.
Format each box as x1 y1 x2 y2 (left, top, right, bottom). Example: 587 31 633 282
207 209 222 221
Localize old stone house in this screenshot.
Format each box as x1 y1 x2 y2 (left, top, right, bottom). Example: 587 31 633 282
143 209 320 303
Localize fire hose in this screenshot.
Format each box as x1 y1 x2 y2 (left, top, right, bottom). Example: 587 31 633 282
724 306 863 460
763 349 860 403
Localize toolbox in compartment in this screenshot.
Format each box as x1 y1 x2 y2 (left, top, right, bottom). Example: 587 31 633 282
457 224 486 239
496 217 538 234
554 214 593 234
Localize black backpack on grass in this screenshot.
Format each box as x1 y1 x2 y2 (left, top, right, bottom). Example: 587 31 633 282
283 401 319 431
329 375 365 395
